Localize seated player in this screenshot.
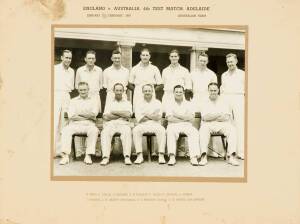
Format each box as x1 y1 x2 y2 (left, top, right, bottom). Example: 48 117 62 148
100 83 133 165
199 82 239 166
59 82 99 165
166 85 200 166
133 84 166 164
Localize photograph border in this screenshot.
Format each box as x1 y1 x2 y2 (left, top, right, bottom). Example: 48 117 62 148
50 24 248 182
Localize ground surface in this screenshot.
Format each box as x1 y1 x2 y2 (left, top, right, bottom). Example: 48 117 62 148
53 155 244 178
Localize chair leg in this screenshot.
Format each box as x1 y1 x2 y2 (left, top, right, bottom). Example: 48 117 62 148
71 135 76 160
221 136 227 160
146 136 152 162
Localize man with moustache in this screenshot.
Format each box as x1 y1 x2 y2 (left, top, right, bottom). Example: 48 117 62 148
100 83 133 166
161 49 192 112
220 53 245 160
199 82 239 166
128 48 163 111
166 85 199 166
132 84 166 164
54 49 74 157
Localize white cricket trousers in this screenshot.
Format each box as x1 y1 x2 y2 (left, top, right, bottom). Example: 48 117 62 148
223 94 244 157
61 123 99 155
199 122 237 156
133 122 166 154
54 91 70 155
166 123 200 158
101 124 132 158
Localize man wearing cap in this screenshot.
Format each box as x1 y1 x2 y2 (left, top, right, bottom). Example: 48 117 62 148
166 85 199 166
59 82 99 165
198 82 239 166
220 53 245 160
133 84 166 164
100 83 133 165
54 49 74 157
128 48 163 111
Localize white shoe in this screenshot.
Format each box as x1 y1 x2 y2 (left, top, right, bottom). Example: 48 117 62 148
199 155 208 166
190 157 199 166
168 155 176 166
84 154 92 165
59 155 69 165
158 154 166 164
237 154 244 160
100 157 109 166
134 154 144 164
54 152 63 158
228 156 239 166
124 157 132 165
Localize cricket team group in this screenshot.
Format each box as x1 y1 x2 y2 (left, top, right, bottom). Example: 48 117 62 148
54 47 245 167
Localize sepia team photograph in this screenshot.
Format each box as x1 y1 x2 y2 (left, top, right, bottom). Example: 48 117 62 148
51 26 246 180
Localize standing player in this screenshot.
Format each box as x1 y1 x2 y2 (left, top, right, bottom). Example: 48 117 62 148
191 52 217 110
162 49 192 112
103 49 129 105
128 48 163 111
54 49 74 157
220 53 245 160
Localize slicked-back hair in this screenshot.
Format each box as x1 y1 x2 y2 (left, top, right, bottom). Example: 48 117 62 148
169 49 179 56
85 50 96 57
198 51 208 58
112 49 121 55
208 82 219 90
140 48 151 55
173 84 185 92
226 53 237 60
62 49 72 56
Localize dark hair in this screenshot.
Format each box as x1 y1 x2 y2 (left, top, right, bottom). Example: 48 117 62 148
113 82 124 91
140 48 151 55
85 50 96 57
62 49 72 56
198 51 208 58
173 85 184 92
169 49 179 56
112 49 121 55
208 82 218 89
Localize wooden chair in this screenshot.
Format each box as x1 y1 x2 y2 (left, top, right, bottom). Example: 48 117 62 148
198 112 228 160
